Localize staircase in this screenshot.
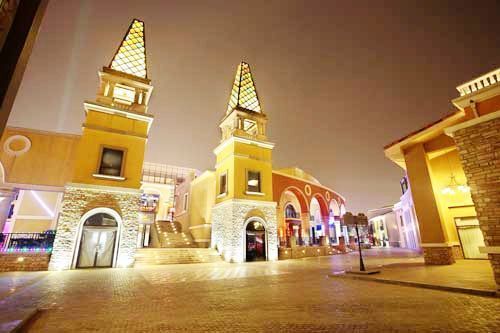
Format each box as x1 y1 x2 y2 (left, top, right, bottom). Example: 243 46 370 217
134 248 222 266
134 219 221 266
155 220 197 248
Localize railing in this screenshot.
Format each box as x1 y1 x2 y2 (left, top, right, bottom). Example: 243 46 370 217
456 68 500 96
0 231 56 253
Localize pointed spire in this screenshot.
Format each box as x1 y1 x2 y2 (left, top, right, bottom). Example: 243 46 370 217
227 62 262 114
109 19 147 78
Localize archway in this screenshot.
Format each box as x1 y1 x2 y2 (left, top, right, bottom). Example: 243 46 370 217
310 194 330 245
73 208 122 269
244 217 267 262
329 199 341 244
278 187 309 246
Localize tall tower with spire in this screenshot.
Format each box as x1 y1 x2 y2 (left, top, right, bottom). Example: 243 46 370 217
49 19 154 270
211 62 278 263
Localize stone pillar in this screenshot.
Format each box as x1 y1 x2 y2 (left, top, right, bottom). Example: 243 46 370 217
211 199 278 263
447 113 500 290
49 184 140 270
404 143 454 264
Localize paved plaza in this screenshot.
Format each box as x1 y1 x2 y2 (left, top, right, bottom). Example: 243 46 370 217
0 249 499 332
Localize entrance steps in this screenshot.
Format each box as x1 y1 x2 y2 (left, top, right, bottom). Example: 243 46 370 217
134 248 222 266
155 220 197 248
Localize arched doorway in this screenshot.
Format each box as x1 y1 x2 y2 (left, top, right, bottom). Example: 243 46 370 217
309 197 323 244
245 219 266 262
329 199 341 244
76 213 119 268
278 187 309 246
284 203 302 246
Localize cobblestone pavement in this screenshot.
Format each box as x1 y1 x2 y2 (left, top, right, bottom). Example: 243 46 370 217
0 249 498 332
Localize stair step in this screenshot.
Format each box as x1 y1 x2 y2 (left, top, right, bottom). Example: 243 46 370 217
134 248 222 266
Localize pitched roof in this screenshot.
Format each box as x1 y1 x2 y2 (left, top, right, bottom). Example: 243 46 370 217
227 62 262 114
109 19 147 79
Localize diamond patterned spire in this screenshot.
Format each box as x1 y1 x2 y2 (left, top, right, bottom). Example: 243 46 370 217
227 62 262 114
109 19 147 78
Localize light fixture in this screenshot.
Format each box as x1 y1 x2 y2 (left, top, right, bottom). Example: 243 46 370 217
441 175 470 195
441 155 470 195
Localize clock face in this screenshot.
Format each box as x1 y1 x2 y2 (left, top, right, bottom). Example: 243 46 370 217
113 84 135 104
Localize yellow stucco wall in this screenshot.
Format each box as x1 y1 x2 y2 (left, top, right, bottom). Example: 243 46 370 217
0 127 79 187
189 171 216 227
215 140 273 204
428 150 476 244
12 219 52 233
404 143 448 244
72 126 146 189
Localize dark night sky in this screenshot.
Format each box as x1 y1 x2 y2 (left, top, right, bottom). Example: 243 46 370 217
8 0 500 212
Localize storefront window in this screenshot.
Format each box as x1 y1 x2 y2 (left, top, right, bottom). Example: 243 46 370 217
140 193 159 212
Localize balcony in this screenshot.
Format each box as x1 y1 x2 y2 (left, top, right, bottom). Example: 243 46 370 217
456 68 500 97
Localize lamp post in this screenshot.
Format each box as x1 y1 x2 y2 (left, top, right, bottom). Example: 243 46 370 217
342 212 368 272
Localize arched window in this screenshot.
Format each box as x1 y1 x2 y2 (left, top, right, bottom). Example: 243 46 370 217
83 213 118 227
285 204 297 219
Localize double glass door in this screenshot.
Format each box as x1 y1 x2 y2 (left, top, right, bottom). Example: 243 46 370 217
77 228 117 268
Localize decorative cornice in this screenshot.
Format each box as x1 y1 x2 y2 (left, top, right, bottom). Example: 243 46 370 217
445 110 500 137
213 136 275 155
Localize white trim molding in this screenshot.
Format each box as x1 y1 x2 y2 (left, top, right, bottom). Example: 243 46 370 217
213 198 277 209
420 242 453 248
3 135 31 156
70 207 123 269
479 246 500 254
445 110 500 137
213 136 275 155
245 191 265 196
92 174 126 181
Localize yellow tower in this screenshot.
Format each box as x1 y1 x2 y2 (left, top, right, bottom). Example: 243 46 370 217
49 19 154 270
211 62 278 263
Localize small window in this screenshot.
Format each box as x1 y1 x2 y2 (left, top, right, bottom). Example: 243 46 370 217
242 119 258 135
400 177 409 194
113 84 135 105
219 172 227 195
183 193 189 211
247 171 261 193
99 148 124 177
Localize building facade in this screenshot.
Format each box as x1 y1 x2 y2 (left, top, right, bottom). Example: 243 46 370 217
185 62 347 263
384 67 500 289
367 177 421 250
0 19 347 270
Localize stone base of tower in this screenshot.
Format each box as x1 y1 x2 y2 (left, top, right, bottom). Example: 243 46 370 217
49 183 140 271
211 199 278 263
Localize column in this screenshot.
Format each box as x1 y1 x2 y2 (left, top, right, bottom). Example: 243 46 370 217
448 114 500 290
404 143 454 264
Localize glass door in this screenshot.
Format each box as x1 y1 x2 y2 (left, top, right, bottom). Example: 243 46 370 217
455 218 487 259
95 230 116 267
77 229 116 268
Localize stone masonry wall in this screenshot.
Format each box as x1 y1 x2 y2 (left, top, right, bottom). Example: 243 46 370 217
49 185 140 270
212 200 278 263
452 116 500 287
0 253 50 272
423 246 455 265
